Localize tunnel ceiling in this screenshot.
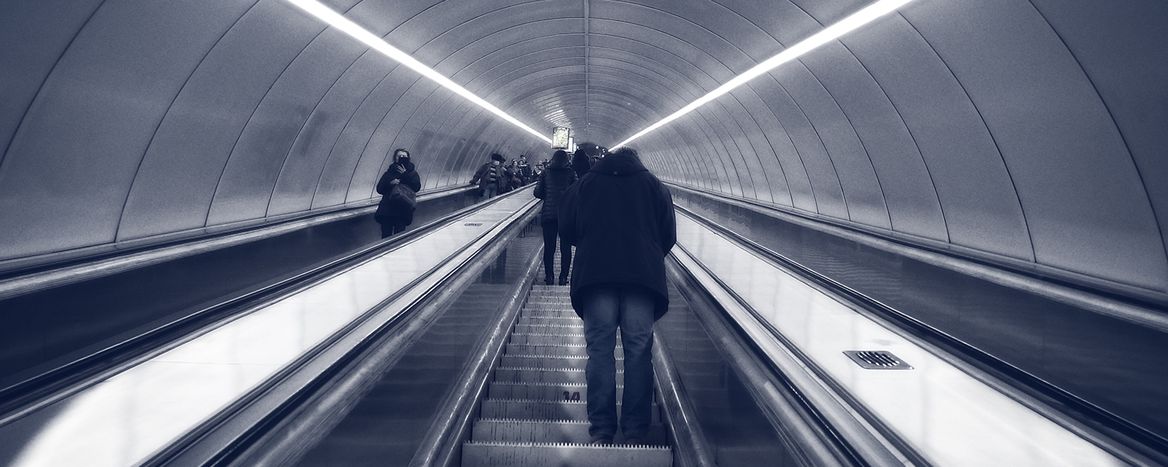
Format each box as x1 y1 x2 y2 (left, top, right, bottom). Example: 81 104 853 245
0 0 1165 299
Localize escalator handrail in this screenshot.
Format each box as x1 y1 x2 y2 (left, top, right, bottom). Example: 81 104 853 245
675 204 1168 465
0 185 478 299
0 187 510 421
666 183 1168 332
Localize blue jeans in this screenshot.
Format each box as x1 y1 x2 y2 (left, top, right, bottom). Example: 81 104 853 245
581 286 656 439
483 183 498 199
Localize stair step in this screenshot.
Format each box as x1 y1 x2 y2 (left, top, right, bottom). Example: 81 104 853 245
479 399 658 423
505 343 621 356
462 441 671 467
500 354 621 370
513 324 585 335
518 316 582 325
494 367 605 385
509 333 587 345
490 382 622 401
471 418 668 445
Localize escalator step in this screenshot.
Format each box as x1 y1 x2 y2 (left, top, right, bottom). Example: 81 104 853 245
513 324 585 335
518 316 583 326
500 354 622 370
489 382 622 401
462 441 672 467
479 399 658 423
509 333 587 345
472 418 592 444
504 343 621 356
494 367 607 384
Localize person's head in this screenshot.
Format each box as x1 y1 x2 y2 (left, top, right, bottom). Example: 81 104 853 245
610 147 637 159
393 148 411 163
490 153 504 165
551 150 569 166
519 154 527 162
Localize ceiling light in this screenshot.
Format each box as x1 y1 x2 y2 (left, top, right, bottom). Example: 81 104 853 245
287 0 553 144
613 0 913 149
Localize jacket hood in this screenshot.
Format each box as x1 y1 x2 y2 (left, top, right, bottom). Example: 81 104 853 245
590 152 648 176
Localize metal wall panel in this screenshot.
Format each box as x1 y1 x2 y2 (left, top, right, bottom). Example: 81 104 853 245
1 0 1163 296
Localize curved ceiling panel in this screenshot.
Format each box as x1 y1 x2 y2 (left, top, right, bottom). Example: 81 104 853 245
0 0 1164 298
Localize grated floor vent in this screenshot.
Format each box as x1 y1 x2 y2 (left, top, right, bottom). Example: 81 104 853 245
844 350 912 370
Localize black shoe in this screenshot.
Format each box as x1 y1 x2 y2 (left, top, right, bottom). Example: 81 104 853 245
558 276 569 286
623 437 646 446
545 275 554 286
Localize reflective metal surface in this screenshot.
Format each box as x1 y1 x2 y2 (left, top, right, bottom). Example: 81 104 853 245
2 1 1165 300
673 211 1125 466
0 191 535 467
673 188 1168 445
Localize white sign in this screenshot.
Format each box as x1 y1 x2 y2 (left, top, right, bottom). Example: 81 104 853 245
552 127 571 149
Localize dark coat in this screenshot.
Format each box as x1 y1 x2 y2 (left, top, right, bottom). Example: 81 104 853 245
375 160 421 225
471 162 505 192
558 153 677 320
533 163 576 223
571 151 591 179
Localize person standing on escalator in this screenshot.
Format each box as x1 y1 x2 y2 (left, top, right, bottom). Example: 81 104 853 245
533 149 577 285
375 148 421 238
558 146 677 446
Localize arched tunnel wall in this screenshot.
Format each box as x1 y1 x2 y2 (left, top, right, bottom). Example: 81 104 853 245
1 0 1165 299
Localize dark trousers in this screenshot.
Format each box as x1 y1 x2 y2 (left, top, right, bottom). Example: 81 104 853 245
580 286 655 439
379 218 406 238
541 219 572 282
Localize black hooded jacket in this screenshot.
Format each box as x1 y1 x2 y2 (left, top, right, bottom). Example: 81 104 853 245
558 152 677 319
534 159 576 223
375 159 421 223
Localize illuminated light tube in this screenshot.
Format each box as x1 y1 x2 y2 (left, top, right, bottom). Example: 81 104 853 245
287 0 553 145
613 0 913 149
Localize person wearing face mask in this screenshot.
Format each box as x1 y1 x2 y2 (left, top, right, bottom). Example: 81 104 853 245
375 148 422 238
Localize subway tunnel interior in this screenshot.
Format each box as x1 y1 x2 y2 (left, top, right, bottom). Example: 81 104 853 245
2 0 1165 300
1 0 1167 465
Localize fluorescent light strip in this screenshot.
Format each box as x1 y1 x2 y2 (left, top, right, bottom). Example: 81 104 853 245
613 0 913 149
287 0 552 145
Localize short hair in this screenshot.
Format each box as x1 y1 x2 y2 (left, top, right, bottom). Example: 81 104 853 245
610 147 637 159
393 148 410 159
490 153 505 162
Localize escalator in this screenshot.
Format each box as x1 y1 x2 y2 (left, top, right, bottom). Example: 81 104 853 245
460 283 671 466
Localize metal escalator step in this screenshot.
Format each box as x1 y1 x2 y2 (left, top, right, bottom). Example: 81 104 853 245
500 354 622 370
505 343 621 356
461 441 672 467
509 333 586 345
514 323 585 334
494 367 597 384
471 418 591 444
520 307 576 315
518 316 582 326
489 382 622 401
479 399 658 423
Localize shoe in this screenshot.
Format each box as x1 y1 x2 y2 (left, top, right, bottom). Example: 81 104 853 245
589 436 613 445
545 275 554 286
558 276 569 286
623 437 645 445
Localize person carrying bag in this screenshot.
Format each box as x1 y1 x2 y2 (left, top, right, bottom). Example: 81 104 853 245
375 148 422 238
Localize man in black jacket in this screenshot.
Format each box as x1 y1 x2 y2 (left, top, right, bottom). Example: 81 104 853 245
558 147 677 445
375 149 422 238
534 150 577 285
